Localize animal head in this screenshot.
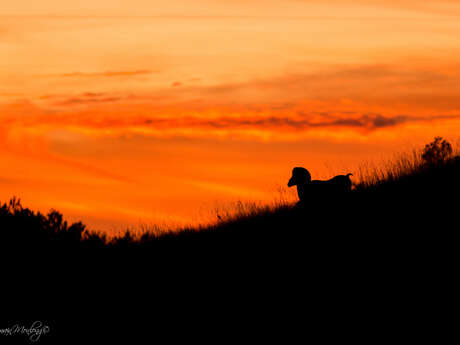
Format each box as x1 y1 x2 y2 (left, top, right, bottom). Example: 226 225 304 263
287 167 311 187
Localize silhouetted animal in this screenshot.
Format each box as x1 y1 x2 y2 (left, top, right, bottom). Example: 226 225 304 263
288 167 352 204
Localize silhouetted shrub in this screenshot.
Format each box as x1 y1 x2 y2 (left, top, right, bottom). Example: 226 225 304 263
421 137 452 166
0 196 89 252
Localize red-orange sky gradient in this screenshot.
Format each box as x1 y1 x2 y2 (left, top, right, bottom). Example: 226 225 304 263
2 1 460 232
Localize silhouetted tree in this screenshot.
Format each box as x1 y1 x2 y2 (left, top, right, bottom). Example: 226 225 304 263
421 137 452 166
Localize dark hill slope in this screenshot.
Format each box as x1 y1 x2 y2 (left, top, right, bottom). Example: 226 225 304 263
2 156 458 342
2 155 459 253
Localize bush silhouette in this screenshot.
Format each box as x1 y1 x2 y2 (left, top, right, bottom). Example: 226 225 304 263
0 197 86 250
421 136 452 166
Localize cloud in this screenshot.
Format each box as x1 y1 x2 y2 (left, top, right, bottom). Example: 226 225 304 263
3 95 460 141
57 70 154 78
50 91 123 106
36 63 460 114
13 107 455 133
146 63 460 111
4 59 460 140
57 96 122 106
145 113 419 131
308 113 411 129
82 92 106 97
370 114 409 128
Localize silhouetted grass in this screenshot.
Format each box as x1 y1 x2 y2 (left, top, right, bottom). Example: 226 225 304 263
2 148 459 254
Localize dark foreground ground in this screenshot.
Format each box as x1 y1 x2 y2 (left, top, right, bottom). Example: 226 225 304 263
2 156 459 342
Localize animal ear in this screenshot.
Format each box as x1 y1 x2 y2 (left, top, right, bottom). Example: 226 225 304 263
303 168 312 182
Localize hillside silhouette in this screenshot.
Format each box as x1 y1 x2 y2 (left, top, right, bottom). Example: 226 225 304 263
3 138 458 342
2 138 458 253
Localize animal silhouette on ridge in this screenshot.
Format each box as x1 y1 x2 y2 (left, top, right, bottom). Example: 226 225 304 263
287 167 353 204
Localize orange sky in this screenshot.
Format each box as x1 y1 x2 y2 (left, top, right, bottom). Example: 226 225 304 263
1 1 460 232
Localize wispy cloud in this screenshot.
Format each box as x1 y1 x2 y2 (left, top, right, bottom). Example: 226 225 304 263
4 62 460 140
57 96 122 106
48 91 124 106
3 98 459 137
57 70 155 78
132 113 456 131
140 64 460 111
34 63 460 113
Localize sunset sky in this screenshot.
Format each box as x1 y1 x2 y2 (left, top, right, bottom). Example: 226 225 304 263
2 1 460 232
